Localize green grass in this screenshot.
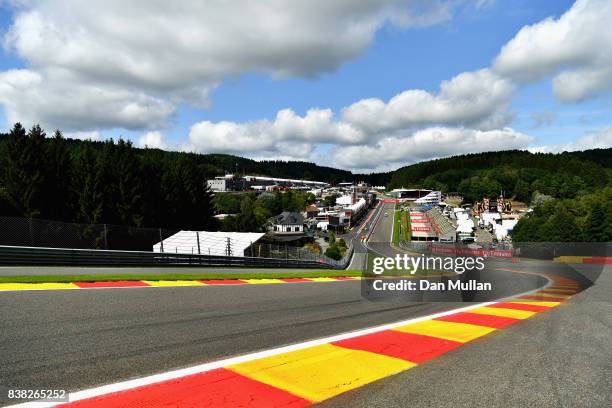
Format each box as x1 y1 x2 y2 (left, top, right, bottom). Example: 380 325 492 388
392 209 411 245
392 209 401 245
400 210 411 242
0 270 363 284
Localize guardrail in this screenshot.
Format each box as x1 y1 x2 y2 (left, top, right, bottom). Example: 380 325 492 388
0 245 346 269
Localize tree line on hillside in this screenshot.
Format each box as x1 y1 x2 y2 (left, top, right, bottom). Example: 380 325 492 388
388 149 611 243
389 149 611 203
0 134 381 184
0 123 217 230
1 123 610 243
512 188 611 242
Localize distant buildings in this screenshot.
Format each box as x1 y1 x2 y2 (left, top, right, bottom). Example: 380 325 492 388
391 188 441 204
208 176 379 235
153 231 265 256
207 175 248 192
414 191 442 205
207 174 329 192
271 212 305 234
243 175 328 188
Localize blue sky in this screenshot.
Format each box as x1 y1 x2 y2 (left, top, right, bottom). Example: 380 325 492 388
0 0 610 171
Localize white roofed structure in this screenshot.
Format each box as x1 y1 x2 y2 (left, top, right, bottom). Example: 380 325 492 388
153 231 265 256
345 198 366 213
243 175 328 187
335 195 353 206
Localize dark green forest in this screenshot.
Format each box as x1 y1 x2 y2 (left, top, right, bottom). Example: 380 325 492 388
389 149 611 242
0 124 219 230
0 123 372 230
0 123 610 241
389 149 611 203
511 188 611 242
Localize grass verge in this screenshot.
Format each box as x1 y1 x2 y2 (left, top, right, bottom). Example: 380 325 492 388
0 270 363 283
392 209 411 245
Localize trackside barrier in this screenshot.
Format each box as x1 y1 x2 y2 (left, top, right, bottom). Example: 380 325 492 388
400 241 610 260
0 245 352 269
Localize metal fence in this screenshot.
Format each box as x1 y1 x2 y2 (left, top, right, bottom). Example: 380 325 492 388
0 216 354 268
0 245 341 268
0 216 176 251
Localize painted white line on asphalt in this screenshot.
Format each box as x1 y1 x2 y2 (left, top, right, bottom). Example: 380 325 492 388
7 273 552 408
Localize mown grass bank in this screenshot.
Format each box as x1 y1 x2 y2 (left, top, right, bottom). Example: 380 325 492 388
0 269 363 283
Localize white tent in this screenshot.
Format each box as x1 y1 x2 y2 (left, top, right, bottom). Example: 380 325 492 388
335 195 353 206
456 223 474 233
481 212 501 226
153 231 265 256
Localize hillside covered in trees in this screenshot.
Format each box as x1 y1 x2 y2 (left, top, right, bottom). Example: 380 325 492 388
0 123 382 230
1 123 610 241
388 149 611 203
0 124 219 230
389 149 611 242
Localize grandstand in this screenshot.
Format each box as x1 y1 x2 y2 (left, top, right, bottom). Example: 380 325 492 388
415 191 442 205
391 189 433 200
409 209 436 241
426 207 456 242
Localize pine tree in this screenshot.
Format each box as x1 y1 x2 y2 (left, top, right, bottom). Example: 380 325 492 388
95 140 120 224
1 123 27 215
172 155 215 230
115 139 144 227
513 179 530 203
585 202 607 242
73 143 103 224
45 130 73 220
3 124 47 217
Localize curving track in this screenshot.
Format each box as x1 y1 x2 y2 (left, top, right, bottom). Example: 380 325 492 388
0 202 609 407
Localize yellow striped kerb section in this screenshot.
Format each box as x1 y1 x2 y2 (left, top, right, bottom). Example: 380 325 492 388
508 300 562 308
141 280 205 287
0 282 80 291
228 343 415 402
240 279 285 284
392 320 495 343
467 306 535 319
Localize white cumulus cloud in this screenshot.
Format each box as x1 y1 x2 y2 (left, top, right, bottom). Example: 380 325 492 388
137 131 168 149
330 127 535 171
0 68 174 131
529 127 612 153
185 67 519 168
341 69 513 133
0 0 455 131
493 0 612 102
186 108 365 154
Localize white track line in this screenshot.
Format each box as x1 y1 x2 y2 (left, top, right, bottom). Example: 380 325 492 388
7 272 552 408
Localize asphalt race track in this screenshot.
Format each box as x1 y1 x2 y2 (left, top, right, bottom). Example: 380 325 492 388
0 201 609 407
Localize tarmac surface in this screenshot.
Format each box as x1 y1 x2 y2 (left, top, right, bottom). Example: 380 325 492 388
0 201 609 407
